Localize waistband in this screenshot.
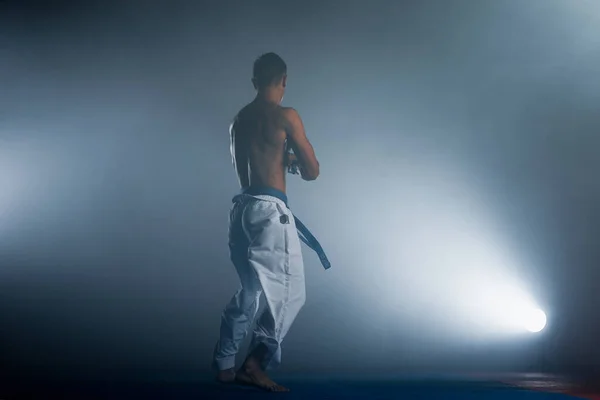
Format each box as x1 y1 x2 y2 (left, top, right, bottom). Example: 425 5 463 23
232 186 331 270
240 186 288 207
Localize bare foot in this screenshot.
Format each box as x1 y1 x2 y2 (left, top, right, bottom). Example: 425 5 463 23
236 367 289 392
216 368 236 384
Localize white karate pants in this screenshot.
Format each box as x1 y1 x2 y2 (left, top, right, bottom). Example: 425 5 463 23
213 194 306 371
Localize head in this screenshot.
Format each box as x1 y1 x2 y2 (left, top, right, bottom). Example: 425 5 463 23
252 52 287 103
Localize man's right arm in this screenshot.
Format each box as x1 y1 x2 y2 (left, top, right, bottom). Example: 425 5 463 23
283 108 320 181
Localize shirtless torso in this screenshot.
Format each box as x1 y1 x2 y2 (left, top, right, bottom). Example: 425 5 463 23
230 99 319 192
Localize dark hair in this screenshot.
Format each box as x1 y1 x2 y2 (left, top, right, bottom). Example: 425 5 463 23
253 52 287 89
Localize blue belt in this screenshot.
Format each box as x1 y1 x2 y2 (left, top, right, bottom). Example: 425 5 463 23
233 186 331 270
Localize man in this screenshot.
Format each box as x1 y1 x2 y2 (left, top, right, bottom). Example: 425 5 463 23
213 52 320 392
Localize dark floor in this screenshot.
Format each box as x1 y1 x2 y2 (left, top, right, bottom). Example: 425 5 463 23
2 373 599 400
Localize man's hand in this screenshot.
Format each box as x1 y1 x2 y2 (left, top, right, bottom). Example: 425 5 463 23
285 152 297 167
286 152 301 175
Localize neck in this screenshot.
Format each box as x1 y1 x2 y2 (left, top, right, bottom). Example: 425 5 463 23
255 88 282 105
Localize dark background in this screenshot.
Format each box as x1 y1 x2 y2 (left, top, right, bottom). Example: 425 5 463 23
1 0 599 381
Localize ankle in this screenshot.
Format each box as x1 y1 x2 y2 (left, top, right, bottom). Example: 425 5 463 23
219 368 235 375
242 358 261 372
216 368 236 382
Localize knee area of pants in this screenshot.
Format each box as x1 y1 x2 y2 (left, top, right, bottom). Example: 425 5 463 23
239 288 261 304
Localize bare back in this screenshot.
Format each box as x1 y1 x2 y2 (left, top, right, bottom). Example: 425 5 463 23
230 100 288 192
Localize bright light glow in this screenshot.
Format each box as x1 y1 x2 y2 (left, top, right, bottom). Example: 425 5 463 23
357 149 549 341
464 282 547 335
525 309 546 333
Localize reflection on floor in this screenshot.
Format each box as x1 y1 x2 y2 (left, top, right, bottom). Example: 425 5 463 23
2 372 599 399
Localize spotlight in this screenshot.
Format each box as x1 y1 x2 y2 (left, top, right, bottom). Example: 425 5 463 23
525 309 546 333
